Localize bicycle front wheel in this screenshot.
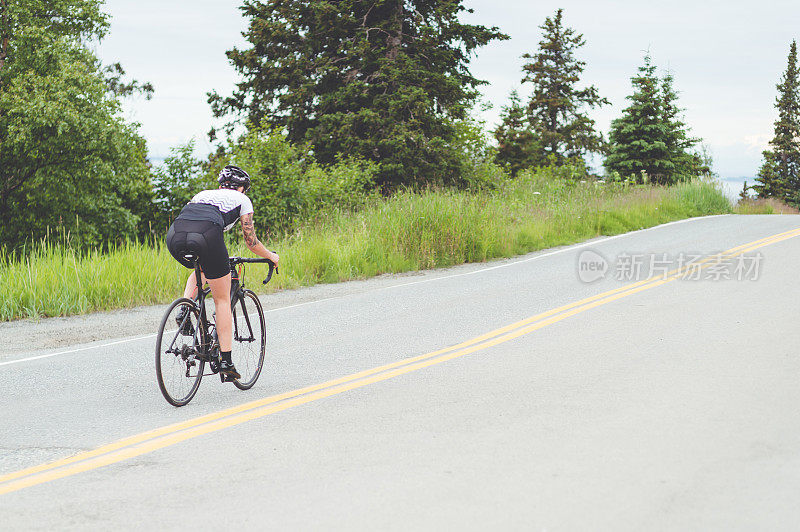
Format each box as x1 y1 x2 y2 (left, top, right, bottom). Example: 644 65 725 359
231 289 266 390
155 298 205 406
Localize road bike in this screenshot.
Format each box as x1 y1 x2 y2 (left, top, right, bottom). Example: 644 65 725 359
155 254 277 406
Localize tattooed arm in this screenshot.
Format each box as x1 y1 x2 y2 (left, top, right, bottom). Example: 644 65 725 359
240 213 279 264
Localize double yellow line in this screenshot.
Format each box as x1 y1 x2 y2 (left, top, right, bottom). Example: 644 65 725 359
2 226 799 496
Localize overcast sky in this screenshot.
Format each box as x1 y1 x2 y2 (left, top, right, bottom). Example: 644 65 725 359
95 0 800 180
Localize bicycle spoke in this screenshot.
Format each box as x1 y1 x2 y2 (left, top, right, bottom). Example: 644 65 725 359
156 299 204 406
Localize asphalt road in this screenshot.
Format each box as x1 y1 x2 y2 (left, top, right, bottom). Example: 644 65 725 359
2 214 800 530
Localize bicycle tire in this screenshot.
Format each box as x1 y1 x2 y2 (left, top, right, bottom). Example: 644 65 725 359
155 298 205 406
231 289 266 390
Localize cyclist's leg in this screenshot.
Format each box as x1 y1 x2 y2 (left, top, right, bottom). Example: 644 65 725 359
182 270 207 299
195 222 233 353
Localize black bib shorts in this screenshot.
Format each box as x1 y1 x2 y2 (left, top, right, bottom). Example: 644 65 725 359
166 219 230 280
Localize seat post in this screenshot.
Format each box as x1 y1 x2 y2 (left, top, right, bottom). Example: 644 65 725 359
189 257 207 343
181 252 203 301
194 260 203 298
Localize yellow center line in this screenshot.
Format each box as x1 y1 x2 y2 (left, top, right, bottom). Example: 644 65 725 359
1 226 799 496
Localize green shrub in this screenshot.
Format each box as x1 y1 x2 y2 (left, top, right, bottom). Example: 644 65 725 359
152 125 379 238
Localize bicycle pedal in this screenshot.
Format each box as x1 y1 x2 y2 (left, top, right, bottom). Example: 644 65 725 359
220 372 239 383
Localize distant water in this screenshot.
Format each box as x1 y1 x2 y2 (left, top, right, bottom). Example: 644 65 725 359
717 176 752 202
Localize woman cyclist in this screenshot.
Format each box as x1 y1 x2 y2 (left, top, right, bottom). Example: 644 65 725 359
166 165 279 381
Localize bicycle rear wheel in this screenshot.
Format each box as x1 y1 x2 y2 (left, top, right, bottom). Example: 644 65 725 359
155 298 205 406
231 289 266 390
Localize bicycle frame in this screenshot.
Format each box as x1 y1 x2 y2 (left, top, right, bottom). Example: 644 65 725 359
191 259 215 357
184 254 277 358
230 257 276 337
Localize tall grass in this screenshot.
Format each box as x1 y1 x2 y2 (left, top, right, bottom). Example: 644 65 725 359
0 240 185 320
734 197 800 215
274 175 732 287
0 172 732 321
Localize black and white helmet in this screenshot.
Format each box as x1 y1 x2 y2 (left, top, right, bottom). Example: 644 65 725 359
218 165 251 192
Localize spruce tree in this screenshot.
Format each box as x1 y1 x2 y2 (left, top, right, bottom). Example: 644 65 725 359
605 54 663 182
519 8 608 166
605 54 705 184
209 0 507 189
753 40 800 202
493 90 540 175
739 181 751 202
660 73 707 178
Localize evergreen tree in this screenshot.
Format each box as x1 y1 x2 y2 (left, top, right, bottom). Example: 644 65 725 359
754 152 787 198
519 8 608 166
605 55 663 182
0 0 154 247
660 72 708 178
753 40 800 202
739 180 751 202
493 90 540 175
209 0 507 188
605 54 705 184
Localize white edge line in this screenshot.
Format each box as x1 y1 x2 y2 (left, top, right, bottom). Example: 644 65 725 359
0 214 731 368
0 334 157 367
0 297 343 368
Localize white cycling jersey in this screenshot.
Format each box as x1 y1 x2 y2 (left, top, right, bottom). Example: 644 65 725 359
182 189 254 231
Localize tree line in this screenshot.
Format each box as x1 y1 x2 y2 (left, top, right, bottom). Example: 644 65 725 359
492 9 708 184
1 1 781 251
